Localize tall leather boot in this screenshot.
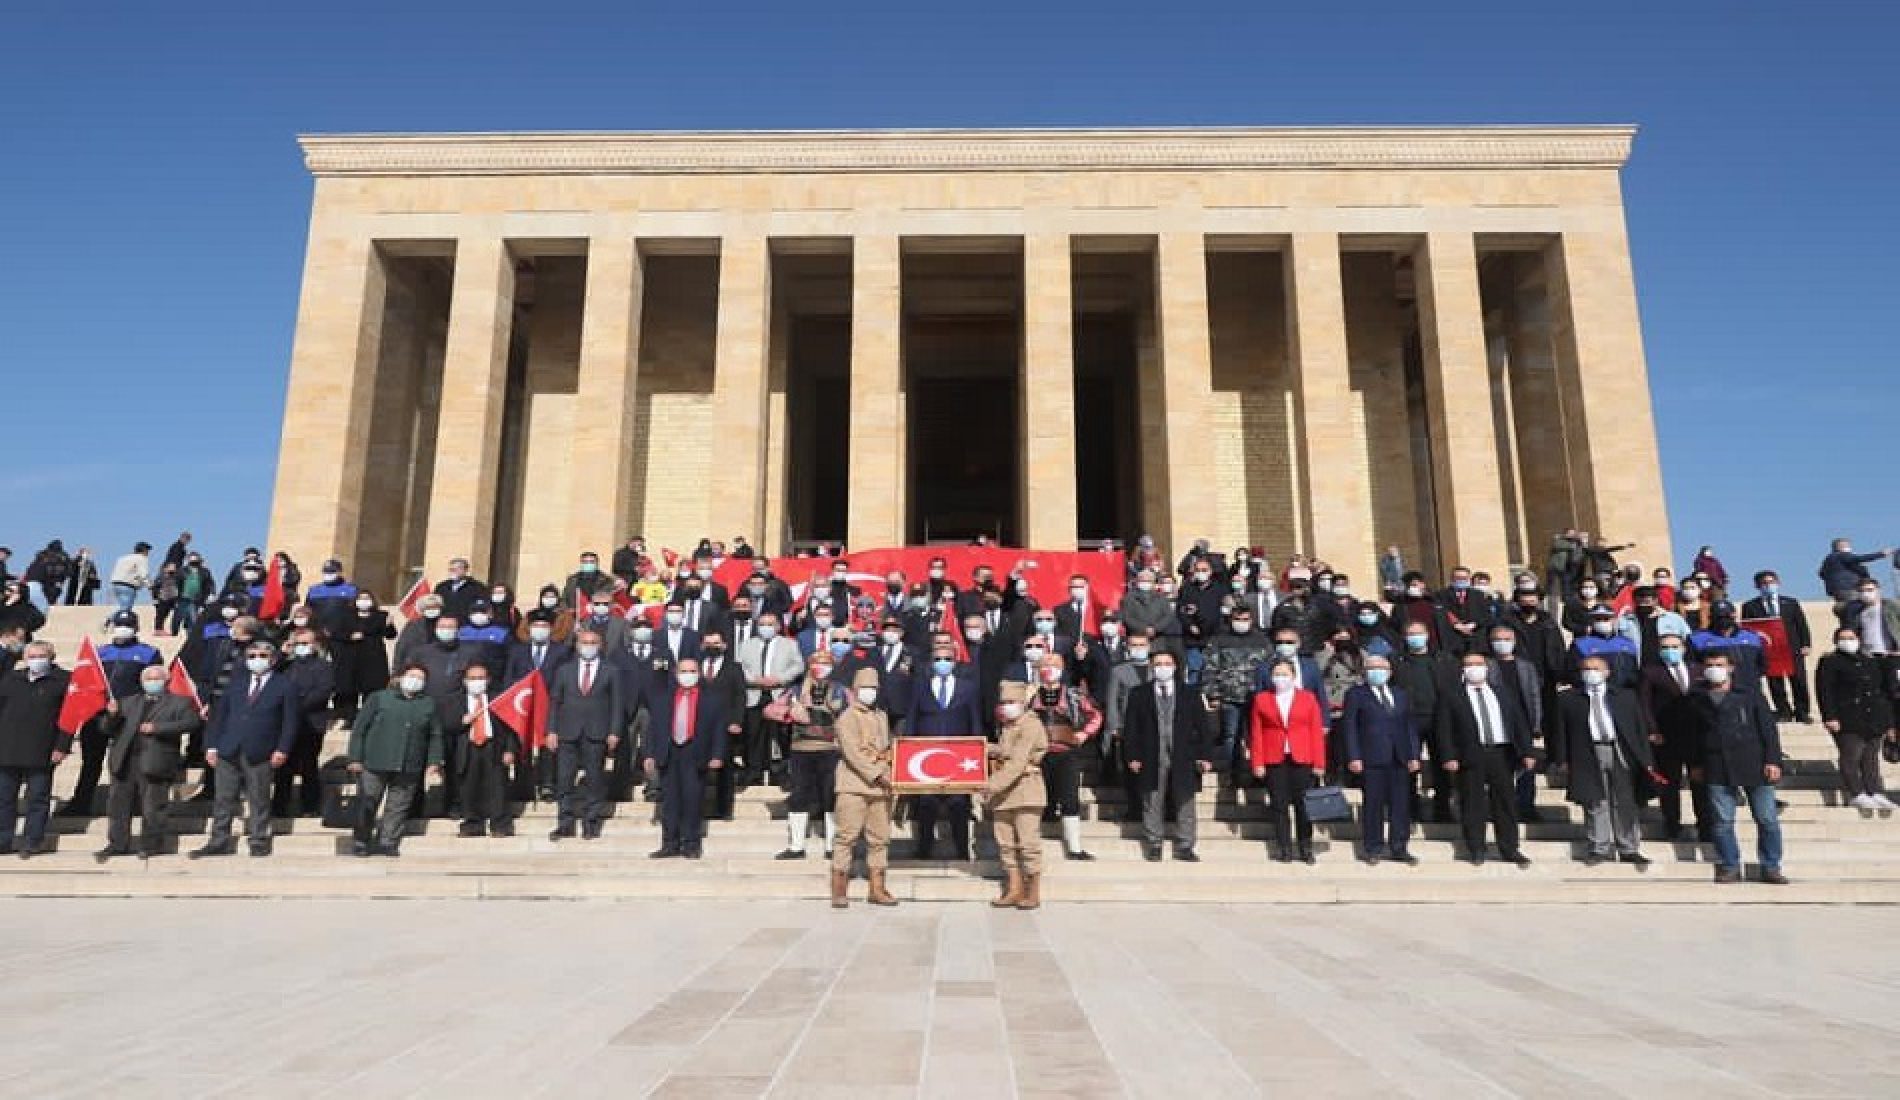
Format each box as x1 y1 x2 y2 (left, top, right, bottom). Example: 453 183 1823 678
867 869 898 906
830 869 849 909
991 868 1024 908
1017 872 1041 910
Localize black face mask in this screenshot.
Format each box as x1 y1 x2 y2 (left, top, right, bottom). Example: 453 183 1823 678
886 583 903 595
704 648 725 659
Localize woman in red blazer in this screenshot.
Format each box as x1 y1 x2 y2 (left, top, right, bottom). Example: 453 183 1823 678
1250 659 1329 864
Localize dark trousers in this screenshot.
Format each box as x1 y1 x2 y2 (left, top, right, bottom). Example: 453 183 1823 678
356 769 418 850
208 756 274 847
555 738 608 830
1361 765 1412 856
460 742 514 827
1265 762 1314 851
0 766 55 851
1040 749 1084 816
786 749 837 814
105 768 170 853
1459 746 1522 858
271 723 324 817
710 736 739 819
66 719 110 813
910 794 972 858
659 761 707 851
1766 657 1811 719
1654 732 1710 835
608 714 640 801
739 707 771 783
1834 729 1887 798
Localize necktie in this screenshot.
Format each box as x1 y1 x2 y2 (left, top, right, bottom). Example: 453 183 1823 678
580 661 594 696
1377 687 1391 710
533 644 545 669
471 696 490 746
1768 597 1778 618
708 658 720 680
1473 687 1496 745
1674 665 1688 693
1590 691 1613 744
936 677 949 708
673 691 693 744
248 674 262 703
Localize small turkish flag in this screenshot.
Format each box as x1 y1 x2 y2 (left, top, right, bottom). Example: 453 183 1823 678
57 636 110 735
941 595 968 664
612 586 636 615
166 657 204 715
396 576 430 619
258 554 288 621
491 670 547 753
891 736 988 792
1742 617 1795 679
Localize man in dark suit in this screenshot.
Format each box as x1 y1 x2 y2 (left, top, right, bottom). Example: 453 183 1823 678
658 601 702 665
546 629 628 840
869 615 921 727
1638 635 1709 840
696 634 748 820
96 664 203 860
1556 656 1654 867
643 657 727 859
0 642 72 858
1436 567 1496 655
1121 650 1213 861
192 640 299 858
1339 655 1421 865
504 612 572 687
432 557 485 623
1741 570 1813 723
905 639 985 860
1435 651 1536 867
1052 574 1096 642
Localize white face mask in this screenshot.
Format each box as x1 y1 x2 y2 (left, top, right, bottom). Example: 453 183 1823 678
469 613 491 626
246 656 272 675
1580 669 1606 688
965 628 985 643
529 627 552 643
541 596 559 609
855 687 880 707
465 679 488 695
676 672 700 689
757 624 779 640
577 645 600 661
292 644 313 659
1704 666 1731 685
631 627 652 643
25 657 51 676
1271 674 1295 692
997 702 1022 722
435 629 458 644
111 628 134 642
1151 665 1176 682
1127 647 1149 662
1101 622 1121 638
665 613 684 628
1491 639 1516 656
1837 638 1862 655
355 599 374 611
881 630 903 645
1462 665 1489 684
400 674 426 694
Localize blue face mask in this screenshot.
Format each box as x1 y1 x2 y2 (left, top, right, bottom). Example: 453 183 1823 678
1760 584 1779 597
1405 635 1428 652
828 641 851 658
1451 579 1471 591
932 658 955 676
1659 648 1684 666
1365 668 1392 687
141 679 166 696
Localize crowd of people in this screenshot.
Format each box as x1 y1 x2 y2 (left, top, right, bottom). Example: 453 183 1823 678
1 529 1897 904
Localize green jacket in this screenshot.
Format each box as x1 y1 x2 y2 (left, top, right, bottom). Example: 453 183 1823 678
348 688 444 775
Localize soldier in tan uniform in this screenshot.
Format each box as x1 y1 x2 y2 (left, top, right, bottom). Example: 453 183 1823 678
986 680 1050 910
831 668 898 908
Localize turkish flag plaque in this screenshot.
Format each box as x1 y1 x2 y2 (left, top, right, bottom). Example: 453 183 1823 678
891 736 989 794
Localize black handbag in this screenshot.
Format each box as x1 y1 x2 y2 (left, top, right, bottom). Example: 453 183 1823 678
1883 736 1900 766
1303 784 1352 823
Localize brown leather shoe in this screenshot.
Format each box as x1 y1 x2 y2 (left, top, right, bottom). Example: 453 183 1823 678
1016 873 1041 911
829 870 849 908
867 870 898 907
991 869 1023 908
1760 869 1789 885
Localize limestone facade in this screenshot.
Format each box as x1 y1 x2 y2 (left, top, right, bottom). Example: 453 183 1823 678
267 127 1671 595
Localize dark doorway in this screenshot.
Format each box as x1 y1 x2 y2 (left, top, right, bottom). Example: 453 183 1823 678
1074 313 1141 543
908 375 1018 544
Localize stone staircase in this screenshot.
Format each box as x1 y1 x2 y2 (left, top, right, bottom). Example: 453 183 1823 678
9 605 1897 904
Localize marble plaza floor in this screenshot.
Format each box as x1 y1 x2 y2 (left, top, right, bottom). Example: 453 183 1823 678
0 900 1894 1098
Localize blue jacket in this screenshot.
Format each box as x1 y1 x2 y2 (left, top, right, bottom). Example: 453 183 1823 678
1338 683 1421 768
97 640 162 699
906 666 984 736
1690 628 1767 695
1571 634 1640 689
306 579 359 632
205 668 300 764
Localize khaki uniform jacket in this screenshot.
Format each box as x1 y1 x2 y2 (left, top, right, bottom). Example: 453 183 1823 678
986 711 1048 813
833 703 893 797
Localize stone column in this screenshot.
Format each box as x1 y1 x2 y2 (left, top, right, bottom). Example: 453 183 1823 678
421 235 516 580
1021 234 1078 549
265 218 386 575
1415 231 1510 575
566 234 645 560
847 234 904 550
1153 232 1219 561
1286 233 1375 581
707 235 773 546
1545 228 1673 567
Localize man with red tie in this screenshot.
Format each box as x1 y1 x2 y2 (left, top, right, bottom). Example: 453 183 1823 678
642 657 728 859
546 629 626 841
451 663 518 838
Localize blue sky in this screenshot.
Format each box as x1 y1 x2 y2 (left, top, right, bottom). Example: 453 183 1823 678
2 2 1895 597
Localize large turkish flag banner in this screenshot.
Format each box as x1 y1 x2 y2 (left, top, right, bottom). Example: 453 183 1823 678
891 736 989 793
1742 618 1795 678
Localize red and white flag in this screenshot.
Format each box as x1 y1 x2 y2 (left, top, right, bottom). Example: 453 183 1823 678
490 669 548 753
166 657 204 715
57 636 110 735
891 736 988 791
396 576 430 619
941 595 969 664
258 554 288 621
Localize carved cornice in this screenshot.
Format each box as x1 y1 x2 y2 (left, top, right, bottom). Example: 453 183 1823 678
299 126 1636 177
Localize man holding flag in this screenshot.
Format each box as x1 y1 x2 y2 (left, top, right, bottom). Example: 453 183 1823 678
447 663 518 837
0 641 77 858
